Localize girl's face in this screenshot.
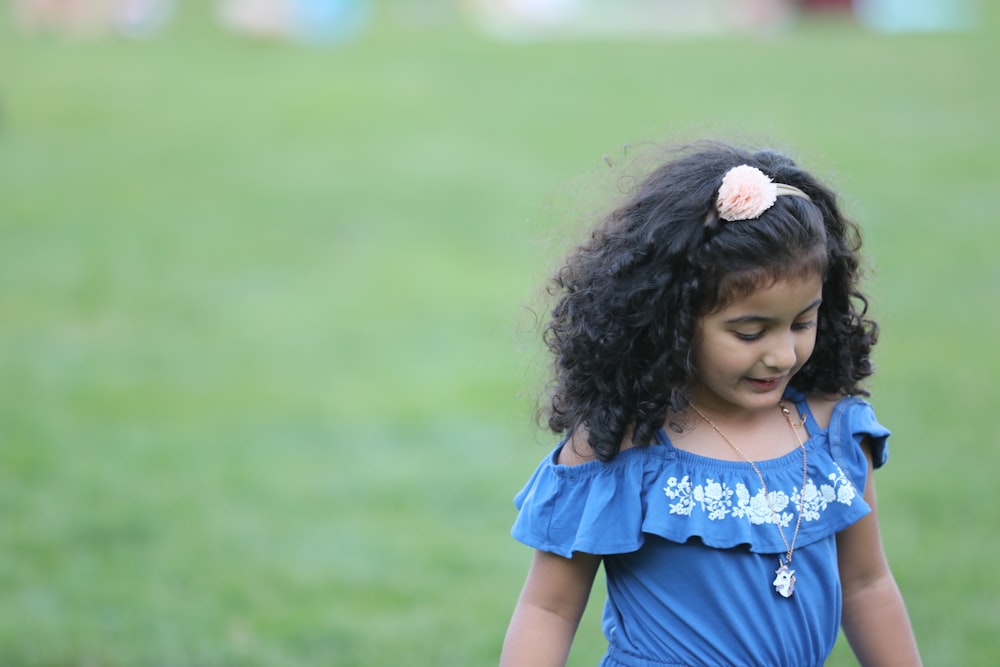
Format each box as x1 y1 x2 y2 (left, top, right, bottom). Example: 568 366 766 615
691 273 823 416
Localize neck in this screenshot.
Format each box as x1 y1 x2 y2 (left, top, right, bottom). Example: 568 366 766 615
681 399 806 463
686 396 784 427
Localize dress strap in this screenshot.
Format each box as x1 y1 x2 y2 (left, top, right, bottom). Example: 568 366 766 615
783 387 819 437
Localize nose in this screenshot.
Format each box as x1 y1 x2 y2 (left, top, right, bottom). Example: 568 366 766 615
762 332 797 372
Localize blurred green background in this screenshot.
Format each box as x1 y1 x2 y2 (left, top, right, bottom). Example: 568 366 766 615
1 2 998 665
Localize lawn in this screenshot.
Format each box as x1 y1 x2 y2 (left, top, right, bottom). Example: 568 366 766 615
1 3 998 665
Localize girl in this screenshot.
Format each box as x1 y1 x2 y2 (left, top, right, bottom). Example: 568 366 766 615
500 143 921 667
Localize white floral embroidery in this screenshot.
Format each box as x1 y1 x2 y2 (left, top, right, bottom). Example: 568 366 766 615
661 463 858 525
693 479 734 520
830 465 857 504
663 475 694 516
731 484 793 527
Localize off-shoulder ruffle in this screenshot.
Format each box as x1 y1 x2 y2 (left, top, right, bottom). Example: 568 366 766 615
512 392 890 558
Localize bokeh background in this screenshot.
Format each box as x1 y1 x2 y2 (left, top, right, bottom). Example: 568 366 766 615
1 0 997 665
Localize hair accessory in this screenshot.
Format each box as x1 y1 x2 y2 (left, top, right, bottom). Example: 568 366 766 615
716 165 811 222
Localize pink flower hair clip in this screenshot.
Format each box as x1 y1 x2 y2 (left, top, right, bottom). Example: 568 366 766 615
716 164 811 222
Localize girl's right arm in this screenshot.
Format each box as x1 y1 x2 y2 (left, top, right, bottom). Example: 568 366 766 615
500 549 602 667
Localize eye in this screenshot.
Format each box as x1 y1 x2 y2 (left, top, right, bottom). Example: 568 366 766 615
792 320 816 332
734 331 764 342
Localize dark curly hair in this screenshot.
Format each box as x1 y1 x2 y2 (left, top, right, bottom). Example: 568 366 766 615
542 142 878 462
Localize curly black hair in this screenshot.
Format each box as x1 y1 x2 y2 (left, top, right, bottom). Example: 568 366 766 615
542 142 878 462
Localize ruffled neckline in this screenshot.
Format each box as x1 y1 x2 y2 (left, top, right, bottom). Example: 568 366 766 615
512 390 888 557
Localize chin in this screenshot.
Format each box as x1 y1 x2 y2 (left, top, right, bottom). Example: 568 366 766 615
739 387 788 409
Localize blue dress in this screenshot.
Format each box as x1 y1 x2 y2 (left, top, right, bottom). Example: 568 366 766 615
511 390 889 667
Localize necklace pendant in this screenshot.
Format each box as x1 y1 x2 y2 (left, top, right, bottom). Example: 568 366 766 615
772 562 796 598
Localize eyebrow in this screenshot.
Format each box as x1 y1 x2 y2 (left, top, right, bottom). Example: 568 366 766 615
724 298 823 325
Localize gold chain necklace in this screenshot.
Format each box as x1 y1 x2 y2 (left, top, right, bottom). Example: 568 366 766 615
689 402 808 598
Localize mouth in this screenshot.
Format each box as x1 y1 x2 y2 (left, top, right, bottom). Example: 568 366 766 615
746 376 785 392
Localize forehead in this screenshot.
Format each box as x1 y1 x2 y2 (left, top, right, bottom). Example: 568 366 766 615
704 239 828 314
708 274 824 320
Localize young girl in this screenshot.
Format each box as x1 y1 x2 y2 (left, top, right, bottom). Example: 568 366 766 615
500 142 921 667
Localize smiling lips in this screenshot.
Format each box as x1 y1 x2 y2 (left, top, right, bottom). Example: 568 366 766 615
747 376 784 392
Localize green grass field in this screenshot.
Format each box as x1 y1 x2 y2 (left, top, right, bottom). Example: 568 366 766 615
1 3 998 665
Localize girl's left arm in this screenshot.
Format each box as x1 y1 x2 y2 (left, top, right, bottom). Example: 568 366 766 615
837 442 922 667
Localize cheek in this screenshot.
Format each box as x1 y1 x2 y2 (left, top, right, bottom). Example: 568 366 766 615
697 336 751 378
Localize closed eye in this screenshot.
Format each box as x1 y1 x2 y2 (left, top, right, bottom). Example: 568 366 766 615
734 320 814 341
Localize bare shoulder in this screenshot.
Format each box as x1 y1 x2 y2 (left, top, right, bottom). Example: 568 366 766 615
557 426 634 466
557 428 598 466
805 392 843 430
